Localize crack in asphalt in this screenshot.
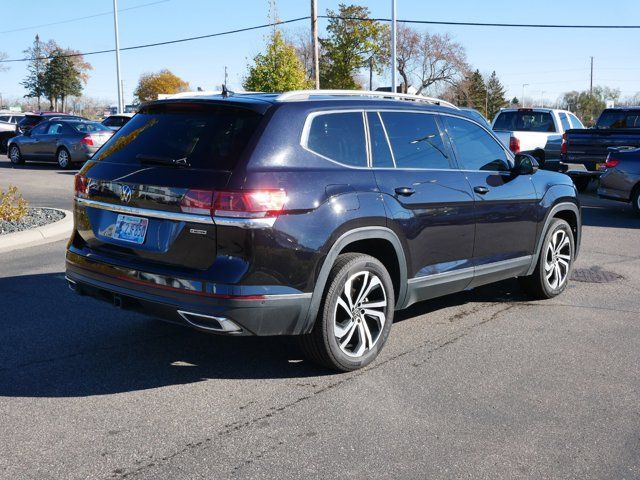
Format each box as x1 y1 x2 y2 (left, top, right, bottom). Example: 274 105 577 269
111 302 520 479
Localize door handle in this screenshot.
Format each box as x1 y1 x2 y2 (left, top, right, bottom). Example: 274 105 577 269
395 187 415 196
473 186 489 195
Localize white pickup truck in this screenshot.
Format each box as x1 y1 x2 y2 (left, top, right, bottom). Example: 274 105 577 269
491 108 584 165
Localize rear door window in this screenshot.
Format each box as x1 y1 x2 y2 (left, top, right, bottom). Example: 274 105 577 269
379 112 451 169
558 113 571 131
493 110 557 132
445 116 511 171
93 104 262 170
596 110 640 129
306 112 367 167
367 112 394 168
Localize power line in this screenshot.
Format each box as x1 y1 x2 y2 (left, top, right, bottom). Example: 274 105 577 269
0 0 171 35
3 13 640 65
320 15 640 29
0 16 310 63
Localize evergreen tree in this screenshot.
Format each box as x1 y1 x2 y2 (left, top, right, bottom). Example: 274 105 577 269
21 35 47 110
43 50 82 111
486 71 507 120
467 70 487 113
243 30 309 92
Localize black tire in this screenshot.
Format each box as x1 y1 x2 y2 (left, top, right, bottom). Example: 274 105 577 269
299 253 395 372
573 177 590 192
631 185 640 215
519 218 574 299
8 144 23 165
56 147 71 169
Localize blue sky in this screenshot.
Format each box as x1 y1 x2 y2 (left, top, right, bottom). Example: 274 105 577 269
1 0 639 106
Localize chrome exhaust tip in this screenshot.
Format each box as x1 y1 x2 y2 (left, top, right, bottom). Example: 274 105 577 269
177 310 243 334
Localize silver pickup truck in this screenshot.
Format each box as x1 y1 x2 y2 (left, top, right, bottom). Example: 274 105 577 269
0 112 24 152
492 108 584 165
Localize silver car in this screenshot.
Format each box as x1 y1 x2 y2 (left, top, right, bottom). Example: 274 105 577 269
598 147 640 214
7 119 113 169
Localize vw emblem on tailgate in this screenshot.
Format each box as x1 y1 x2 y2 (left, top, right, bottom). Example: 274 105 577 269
120 185 132 203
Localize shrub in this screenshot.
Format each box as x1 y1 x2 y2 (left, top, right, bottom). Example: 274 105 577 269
0 185 28 221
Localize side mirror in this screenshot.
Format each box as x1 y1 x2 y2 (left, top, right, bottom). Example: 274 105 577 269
513 153 539 175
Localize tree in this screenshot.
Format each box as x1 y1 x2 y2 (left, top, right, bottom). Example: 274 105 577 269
43 50 83 111
511 97 519 106
0 52 8 73
396 24 468 94
486 71 507 120
560 86 620 126
320 4 388 89
244 30 309 92
134 69 189 102
21 35 47 110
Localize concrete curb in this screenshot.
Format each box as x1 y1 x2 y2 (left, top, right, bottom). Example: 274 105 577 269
0 208 73 254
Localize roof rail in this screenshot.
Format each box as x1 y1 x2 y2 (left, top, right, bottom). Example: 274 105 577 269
275 89 458 109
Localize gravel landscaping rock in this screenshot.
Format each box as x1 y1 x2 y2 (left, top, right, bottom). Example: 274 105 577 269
0 208 65 235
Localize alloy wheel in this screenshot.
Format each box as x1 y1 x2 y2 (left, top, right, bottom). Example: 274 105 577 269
544 229 571 289
334 270 387 358
57 149 69 168
9 146 20 164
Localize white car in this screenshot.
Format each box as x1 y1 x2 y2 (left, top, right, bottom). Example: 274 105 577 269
492 108 584 165
101 113 134 131
0 113 25 152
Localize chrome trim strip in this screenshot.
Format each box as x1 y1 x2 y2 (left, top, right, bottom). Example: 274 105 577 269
75 198 277 229
76 198 213 224
408 256 532 285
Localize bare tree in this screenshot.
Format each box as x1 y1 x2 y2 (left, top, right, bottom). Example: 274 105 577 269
396 25 468 95
288 29 314 81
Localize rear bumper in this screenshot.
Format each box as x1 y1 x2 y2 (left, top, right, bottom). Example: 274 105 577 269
65 250 312 336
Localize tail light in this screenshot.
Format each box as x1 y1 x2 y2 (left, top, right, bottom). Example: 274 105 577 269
80 135 94 146
604 157 619 169
509 136 520 154
74 173 89 198
180 189 288 219
561 132 567 156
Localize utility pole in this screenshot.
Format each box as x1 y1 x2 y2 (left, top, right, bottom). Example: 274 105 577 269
224 66 228 88
590 56 594 96
540 90 545 107
113 0 124 114
391 0 397 93
522 83 529 107
369 57 373 91
311 0 319 89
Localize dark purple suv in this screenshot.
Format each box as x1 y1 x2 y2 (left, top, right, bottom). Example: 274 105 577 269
66 91 581 371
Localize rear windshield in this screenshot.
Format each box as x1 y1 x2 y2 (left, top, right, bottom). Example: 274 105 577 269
92 104 262 170
596 110 640 129
69 121 111 133
493 111 556 132
19 115 43 127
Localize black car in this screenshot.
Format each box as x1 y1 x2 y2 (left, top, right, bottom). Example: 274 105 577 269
17 112 87 134
66 90 581 371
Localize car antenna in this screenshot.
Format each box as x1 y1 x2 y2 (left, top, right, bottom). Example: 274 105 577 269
221 84 234 98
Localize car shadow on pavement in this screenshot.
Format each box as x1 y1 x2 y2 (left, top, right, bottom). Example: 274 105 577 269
0 160 79 172
0 272 531 398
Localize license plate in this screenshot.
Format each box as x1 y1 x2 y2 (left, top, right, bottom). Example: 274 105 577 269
112 214 148 244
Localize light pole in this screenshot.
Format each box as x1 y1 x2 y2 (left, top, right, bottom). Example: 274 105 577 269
113 0 124 114
311 0 319 89
522 83 529 107
391 0 397 93
540 90 545 107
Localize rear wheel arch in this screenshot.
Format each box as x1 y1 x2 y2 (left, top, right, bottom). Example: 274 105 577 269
300 227 408 334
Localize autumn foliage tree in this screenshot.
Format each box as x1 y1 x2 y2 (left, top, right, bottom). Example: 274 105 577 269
134 69 189 103
243 30 309 92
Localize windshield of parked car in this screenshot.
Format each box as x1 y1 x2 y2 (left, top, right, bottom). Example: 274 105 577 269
596 110 640 129
493 111 556 132
69 121 112 133
92 103 262 170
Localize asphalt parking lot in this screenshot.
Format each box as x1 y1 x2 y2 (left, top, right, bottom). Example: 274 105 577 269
1 157 639 480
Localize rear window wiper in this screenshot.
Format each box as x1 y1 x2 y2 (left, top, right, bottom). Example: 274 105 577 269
136 154 191 167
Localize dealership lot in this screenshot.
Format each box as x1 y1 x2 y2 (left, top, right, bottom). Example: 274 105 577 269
1 159 639 479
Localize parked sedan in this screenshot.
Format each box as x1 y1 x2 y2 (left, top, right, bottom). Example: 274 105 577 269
598 147 640 214
102 113 134 131
8 120 113 169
